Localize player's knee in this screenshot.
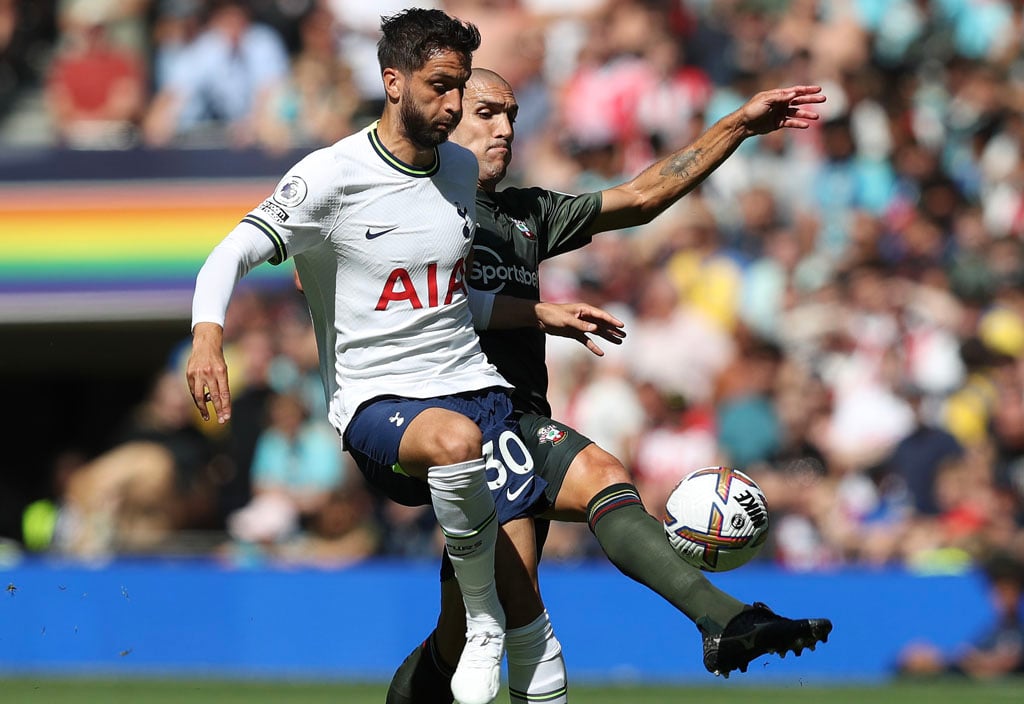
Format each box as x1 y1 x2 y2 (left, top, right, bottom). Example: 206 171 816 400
573 446 632 501
429 413 483 466
589 455 631 490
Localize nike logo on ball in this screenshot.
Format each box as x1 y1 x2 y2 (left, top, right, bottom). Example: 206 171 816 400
506 476 534 502
365 226 398 239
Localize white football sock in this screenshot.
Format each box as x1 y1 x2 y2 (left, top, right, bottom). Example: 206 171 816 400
506 610 567 704
429 460 505 704
427 459 504 631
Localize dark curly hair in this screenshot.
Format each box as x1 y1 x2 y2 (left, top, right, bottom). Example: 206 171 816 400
377 8 481 74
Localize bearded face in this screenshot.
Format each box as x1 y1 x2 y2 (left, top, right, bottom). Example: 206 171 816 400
399 83 452 149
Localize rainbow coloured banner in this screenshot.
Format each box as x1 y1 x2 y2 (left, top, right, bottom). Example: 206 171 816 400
0 179 292 322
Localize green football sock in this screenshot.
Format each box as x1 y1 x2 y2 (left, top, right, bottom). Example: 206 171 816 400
386 631 455 704
587 483 746 634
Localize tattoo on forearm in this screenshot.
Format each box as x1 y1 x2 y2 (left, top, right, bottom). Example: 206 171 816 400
660 149 703 179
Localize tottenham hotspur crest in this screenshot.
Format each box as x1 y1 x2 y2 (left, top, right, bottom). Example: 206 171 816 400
455 202 475 238
537 424 567 445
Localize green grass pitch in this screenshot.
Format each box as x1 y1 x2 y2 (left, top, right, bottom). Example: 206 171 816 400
1 678 1022 703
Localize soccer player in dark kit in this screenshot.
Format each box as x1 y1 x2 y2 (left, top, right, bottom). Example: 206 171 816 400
387 68 833 703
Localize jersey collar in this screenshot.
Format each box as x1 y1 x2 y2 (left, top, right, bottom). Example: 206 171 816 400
368 122 440 178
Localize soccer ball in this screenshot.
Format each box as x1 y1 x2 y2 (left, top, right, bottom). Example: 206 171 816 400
663 466 770 572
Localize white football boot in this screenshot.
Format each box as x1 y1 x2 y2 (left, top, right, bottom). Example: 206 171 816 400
450 626 505 704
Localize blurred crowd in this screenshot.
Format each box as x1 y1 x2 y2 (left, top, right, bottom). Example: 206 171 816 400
6 0 1024 580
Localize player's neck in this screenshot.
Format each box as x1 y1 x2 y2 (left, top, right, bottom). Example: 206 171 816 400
376 113 438 169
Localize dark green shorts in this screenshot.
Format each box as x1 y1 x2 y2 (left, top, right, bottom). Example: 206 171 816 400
517 412 594 507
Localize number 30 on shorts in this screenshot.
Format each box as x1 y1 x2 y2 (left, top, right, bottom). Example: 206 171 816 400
484 430 535 491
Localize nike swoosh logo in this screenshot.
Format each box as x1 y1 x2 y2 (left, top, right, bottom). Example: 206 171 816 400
365 226 399 239
506 476 534 502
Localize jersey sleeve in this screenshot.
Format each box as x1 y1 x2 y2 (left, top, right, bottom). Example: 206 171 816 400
241 149 342 264
191 220 278 329
535 189 603 259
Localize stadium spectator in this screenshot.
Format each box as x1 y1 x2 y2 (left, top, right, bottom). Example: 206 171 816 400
273 481 380 567
45 1 146 147
634 29 712 155
254 4 359 153
557 337 646 471
226 389 347 550
631 380 721 514
443 0 550 145
58 0 149 53
879 386 966 518
0 0 50 129
625 266 736 405
47 369 221 558
715 335 784 469
942 338 1013 449
898 551 1024 678
50 442 176 559
107 368 223 532
810 113 895 261
150 0 203 92
142 0 289 147
739 225 811 341
663 197 745 332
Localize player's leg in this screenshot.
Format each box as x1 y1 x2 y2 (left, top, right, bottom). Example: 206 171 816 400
399 407 506 704
549 442 746 633
474 408 566 703
393 389 552 704
345 395 505 704
522 414 832 676
388 518 567 704
494 518 566 704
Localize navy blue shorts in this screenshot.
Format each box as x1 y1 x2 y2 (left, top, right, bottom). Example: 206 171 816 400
343 388 549 522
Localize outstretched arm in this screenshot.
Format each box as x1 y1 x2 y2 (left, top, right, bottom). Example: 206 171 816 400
590 85 826 234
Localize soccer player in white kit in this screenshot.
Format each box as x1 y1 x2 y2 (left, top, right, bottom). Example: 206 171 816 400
186 10 550 704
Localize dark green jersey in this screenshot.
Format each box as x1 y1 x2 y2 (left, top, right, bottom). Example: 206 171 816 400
469 186 603 416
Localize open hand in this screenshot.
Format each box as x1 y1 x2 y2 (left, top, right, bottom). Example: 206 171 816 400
535 302 626 356
741 85 826 136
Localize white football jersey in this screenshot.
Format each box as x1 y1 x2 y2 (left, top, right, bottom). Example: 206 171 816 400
242 123 509 435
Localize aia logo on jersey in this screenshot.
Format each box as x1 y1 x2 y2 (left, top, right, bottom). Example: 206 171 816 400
511 217 535 240
536 424 567 446
376 259 467 310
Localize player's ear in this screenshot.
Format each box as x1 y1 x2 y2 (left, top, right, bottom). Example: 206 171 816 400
382 67 403 102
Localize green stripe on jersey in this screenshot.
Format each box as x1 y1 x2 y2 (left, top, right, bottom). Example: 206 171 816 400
368 126 439 177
